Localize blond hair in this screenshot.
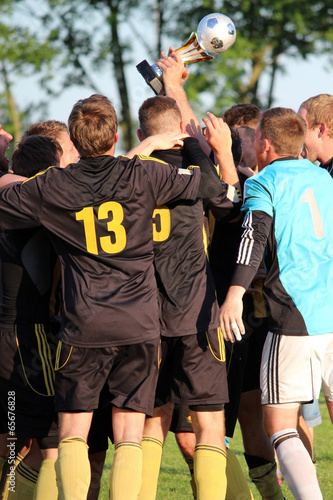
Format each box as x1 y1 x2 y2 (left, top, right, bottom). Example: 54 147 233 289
300 94 333 139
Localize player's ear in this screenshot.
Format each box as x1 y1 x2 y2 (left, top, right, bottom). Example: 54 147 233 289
318 122 326 138
180 121 186 134
262 138 271 153
137 129 145 142
114 132 119 145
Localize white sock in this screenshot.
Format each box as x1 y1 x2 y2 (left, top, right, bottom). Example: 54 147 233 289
271 429 322 500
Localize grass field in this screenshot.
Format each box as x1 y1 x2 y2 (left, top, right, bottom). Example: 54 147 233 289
98 393 332 499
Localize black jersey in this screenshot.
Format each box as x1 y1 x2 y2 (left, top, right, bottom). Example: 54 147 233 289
0 228 57 324
150 148 238 336
0 154 201 347
209 216 244 305
320 157 333 177
208 171 247 304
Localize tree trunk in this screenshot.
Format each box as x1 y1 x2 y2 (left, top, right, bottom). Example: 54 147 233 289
240 45 272 104
267 53 279 108
2 63 21 143
154 0 164 58
107 0 133 151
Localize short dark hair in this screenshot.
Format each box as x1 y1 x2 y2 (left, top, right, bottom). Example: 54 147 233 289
12 135 61 178
138 96 182 138
223 103 261 129
68 94 118 157
258 107 306 156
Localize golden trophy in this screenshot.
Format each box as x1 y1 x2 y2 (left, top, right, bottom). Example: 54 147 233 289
137 13 236 95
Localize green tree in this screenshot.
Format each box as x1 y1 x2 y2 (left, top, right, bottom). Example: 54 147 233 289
6 0 332 150
0 0 58 147
41 0 197 150
42 0 159 151
167 0 333 112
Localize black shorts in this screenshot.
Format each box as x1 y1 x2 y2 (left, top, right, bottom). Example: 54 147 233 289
169 404 193 433
224 316 268 438
155 329 228 408
87 406 113 455
0 324 58 438
55 338 160 417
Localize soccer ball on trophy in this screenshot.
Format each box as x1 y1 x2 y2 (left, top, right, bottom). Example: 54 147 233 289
137 12 236 95
197 13 236 55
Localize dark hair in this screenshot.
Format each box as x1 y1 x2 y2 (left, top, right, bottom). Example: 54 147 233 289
258 107 306 156
138 96 182 138
68 94 118 157
12 135 61 178
223 103 262 129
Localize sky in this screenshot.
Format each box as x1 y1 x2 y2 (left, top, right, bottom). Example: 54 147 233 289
270 53 332 109
20 52 332 121
13 12 333 153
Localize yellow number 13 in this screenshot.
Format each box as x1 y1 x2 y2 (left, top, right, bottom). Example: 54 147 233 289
76 201 126 255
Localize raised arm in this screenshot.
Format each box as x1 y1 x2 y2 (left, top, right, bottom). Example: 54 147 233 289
156 48 210 155
203 112 240 189
158 49 240 191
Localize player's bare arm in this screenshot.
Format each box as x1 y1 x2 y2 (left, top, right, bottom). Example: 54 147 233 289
0 172 26 189
219 285 246 343
126 131 189 158
157 48 211 154
237 164 256 178
203 112 240 189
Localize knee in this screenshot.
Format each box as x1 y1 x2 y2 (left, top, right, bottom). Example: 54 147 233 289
175 432 196 459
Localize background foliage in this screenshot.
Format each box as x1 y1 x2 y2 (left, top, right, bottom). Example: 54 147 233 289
1 0 333 150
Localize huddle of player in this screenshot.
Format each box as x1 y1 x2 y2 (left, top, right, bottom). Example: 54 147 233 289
0 49 332 500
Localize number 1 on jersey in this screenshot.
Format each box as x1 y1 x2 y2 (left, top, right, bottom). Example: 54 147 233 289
301 188 324 239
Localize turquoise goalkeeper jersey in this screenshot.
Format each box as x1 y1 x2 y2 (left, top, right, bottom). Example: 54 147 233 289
233 157 333 336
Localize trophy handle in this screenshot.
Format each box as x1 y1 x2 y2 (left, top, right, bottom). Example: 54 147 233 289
136 60 164 95
136 32 214 96
175 32 214 65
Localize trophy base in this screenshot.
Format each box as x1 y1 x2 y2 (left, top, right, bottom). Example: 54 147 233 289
136 60 165 96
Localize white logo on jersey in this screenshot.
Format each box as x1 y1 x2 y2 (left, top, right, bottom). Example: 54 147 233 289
178 168 193 176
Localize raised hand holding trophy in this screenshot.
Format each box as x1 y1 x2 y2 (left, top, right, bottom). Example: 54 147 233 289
137 13 236 95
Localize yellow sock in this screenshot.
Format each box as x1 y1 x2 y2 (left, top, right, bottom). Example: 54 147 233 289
184 457 197 499
7 461 38 500
14 450 24 468
226 449 253 500
55 437 90 500
249 461 284 499
137 437 163 500
1 450 26 500
110 441 142 500
33 459 57 500
194 444 227 500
